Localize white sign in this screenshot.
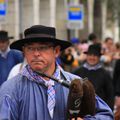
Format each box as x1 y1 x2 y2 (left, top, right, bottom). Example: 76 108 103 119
67 4 84 30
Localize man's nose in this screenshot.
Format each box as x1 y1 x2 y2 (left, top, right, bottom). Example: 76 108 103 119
33 48 41 56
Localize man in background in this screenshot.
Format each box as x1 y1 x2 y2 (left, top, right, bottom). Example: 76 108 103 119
0 30 23 85
73 44 114 110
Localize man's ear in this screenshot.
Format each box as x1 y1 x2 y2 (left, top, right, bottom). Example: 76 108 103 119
54 45 61 57
22 46 25 51
22 46 26 55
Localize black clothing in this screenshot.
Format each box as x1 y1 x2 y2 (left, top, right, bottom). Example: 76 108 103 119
73 66 114 109
113 59 120 96
60 52 74 65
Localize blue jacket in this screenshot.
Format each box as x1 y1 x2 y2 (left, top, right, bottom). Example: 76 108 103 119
0 49 23 85
0 69 114 120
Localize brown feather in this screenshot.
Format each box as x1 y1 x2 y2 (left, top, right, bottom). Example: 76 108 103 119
67 79 96 119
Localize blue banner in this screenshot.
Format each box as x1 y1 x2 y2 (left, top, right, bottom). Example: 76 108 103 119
68 5 83 21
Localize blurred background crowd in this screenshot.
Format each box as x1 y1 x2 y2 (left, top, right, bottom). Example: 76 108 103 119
58 33 120 116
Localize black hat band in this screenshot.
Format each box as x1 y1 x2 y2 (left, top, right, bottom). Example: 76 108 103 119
25 34 55 39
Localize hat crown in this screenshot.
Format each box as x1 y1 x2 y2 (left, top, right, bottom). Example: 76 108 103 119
10 25 72 51
24 25 56 38
0 30 9 40
87 44 101 56
0 30 8 35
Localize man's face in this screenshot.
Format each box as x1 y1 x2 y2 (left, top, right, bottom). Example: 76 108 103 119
23 42 61 74
0 40 9 52
86 54 100 66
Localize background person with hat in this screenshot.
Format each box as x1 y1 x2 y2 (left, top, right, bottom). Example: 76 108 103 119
0 25 113 120
0 30 23 86
73 44 114 110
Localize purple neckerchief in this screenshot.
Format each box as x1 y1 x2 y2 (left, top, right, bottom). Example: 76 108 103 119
83 62 102 70
21 63 61 86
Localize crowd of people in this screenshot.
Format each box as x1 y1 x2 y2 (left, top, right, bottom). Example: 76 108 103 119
0 25 119 119
59 33 120 119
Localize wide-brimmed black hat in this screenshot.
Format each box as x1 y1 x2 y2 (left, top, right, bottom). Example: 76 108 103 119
10 25 72 51
84 44 102 56
0 30 13 41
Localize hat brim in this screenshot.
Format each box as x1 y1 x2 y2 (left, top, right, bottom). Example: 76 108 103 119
0 36 14 41
10 37 72 51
